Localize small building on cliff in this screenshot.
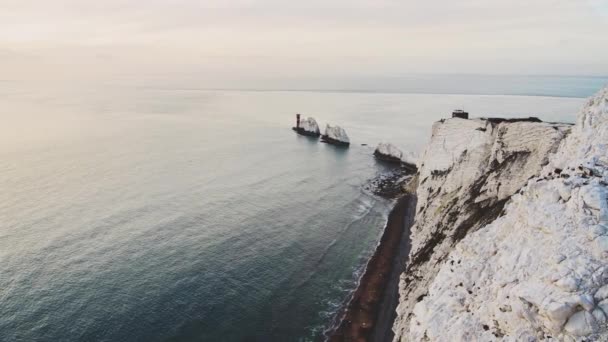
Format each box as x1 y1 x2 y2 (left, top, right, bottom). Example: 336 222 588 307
452 110 469 119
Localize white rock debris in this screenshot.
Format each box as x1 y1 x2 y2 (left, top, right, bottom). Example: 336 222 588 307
324 124 350 144
395 86 608 341
298 117 320 135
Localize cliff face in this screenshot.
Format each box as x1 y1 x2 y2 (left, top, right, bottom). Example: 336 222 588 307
392 111 576 339
398 88 608 341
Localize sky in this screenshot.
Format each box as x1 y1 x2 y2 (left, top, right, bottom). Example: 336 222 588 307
1 0 608 85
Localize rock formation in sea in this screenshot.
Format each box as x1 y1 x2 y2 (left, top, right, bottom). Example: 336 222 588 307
293 116 321 137
321 124 350 146
392 86 608 341
374 143 418 171
375 143 404 163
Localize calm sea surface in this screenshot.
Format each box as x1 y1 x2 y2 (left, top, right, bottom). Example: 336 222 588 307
0 78 593 341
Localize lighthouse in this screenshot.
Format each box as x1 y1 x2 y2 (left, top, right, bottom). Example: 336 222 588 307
292 115 321 137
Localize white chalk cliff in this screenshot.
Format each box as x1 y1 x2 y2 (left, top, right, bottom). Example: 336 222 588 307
393 86 608 341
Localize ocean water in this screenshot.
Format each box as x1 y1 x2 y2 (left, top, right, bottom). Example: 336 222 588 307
0 80 590 341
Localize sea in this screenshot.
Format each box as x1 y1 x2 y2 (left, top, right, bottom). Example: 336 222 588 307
0 75 604 341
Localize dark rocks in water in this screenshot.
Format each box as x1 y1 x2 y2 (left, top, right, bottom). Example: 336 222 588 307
292 127 320 137
375 156 418 175
374 150 402 164
321 135 350 147
363 166 415 199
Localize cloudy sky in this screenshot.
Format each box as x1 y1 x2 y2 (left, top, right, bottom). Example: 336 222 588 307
1 0 608 84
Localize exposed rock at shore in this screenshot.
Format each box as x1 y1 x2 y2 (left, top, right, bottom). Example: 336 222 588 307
374 143 418 171
375 143 403 163
293 117 321 136
392 100 584 339
322 124 350 146
364 167 414 199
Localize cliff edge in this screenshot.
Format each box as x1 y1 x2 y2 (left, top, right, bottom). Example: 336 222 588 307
390 87 608 341
394 87 608 341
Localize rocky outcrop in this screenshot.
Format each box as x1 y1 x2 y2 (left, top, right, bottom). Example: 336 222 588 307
293 117 321 137
374 143 418 171
375 143 403 163
375 143 404 163
398 86 608 341
322 124 350 146
392 108 578 340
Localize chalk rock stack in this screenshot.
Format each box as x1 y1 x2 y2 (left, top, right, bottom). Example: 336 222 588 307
374 143 418 171
321 124 350 146
293 117 321 137
374 143 403 163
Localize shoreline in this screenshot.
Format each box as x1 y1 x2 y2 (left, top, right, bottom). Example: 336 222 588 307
326 192 417 342
369 193 416 342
